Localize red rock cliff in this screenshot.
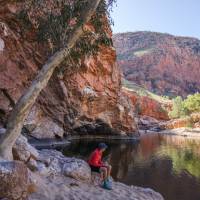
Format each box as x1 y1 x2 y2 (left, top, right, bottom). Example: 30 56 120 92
0 1 137 138
123 88 170 121
113 31 200 98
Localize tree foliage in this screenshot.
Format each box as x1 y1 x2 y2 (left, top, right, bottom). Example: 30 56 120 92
18 0 116 75
169 96 186 119
183 93 200 114
169 93 200 119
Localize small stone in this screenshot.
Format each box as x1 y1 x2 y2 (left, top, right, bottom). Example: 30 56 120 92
27 158 38 171
36 162 49 175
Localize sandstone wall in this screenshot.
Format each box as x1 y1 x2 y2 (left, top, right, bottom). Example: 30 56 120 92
0 1 137 138
123 89 169 121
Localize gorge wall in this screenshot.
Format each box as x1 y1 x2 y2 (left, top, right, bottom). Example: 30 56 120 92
113 31 200 98
0 0 137 139
123 88 170 121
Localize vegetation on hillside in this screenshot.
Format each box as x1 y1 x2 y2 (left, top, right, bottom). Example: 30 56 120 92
123 79 200 121
169 93 200 119
122 79 171 104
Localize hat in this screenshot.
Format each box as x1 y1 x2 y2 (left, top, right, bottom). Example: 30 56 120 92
98 143 108 150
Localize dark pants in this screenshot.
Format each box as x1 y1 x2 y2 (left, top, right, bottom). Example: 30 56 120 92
90 165 101 173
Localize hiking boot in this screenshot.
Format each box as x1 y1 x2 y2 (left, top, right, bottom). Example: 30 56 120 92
102 180 112 190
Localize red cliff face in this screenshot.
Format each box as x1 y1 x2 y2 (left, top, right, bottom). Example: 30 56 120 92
113 31 200 98
123 89 169 121
0 1 137 138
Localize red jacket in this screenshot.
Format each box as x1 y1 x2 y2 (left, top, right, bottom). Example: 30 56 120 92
88 148 104 167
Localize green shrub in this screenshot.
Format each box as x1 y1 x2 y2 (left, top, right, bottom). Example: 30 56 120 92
169 93 200 119
183 93 200 114
169 96 187 119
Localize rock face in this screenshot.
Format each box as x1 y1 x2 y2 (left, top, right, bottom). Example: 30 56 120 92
0 0 136 138
0 161 30 200
113 31 200 97
123 88 169 121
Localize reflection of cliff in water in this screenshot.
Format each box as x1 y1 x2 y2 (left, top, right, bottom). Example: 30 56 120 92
109 134 200 200
157 135 200 179
109 134 162 179
119 157 200 200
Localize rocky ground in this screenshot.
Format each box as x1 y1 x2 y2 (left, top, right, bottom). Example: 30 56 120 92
162 112 200 129
29 150 164 200
136 112 200 135
159 128 200 138
30 173 164 200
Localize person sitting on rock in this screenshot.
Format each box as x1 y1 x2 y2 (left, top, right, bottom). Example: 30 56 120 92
88 143 112 189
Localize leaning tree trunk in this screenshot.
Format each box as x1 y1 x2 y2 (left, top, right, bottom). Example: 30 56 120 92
0 0 101 160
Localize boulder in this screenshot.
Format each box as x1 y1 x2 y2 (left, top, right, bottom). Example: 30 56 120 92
0 161 30 200
13 135 39 163
191 113 200 123
37 150 91 181
27 158 38 172
0 129 39 166
24 107 64 139
63 159 91 182
30 118 64 139
137 116 164 131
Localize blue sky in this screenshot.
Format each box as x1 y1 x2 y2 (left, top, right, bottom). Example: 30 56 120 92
111 0 200 39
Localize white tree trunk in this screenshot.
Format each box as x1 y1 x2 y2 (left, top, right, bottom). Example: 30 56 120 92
0 0 101 160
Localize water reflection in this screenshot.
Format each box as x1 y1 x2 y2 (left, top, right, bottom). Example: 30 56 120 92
60 134 200 200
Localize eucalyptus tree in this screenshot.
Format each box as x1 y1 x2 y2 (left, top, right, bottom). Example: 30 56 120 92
0 0 116 160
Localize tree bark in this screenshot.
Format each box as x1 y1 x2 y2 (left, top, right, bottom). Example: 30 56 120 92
0 0 101 160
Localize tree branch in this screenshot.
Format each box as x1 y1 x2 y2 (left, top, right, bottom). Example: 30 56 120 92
0 0 101 160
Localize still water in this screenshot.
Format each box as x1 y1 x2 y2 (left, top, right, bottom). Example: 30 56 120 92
58 133 200 200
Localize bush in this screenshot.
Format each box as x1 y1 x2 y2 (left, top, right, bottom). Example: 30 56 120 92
169 96 186 119
169 93 200 119
183 93 200 114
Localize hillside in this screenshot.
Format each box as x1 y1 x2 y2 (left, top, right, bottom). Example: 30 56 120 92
122 79 171 105
113 31 200 98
